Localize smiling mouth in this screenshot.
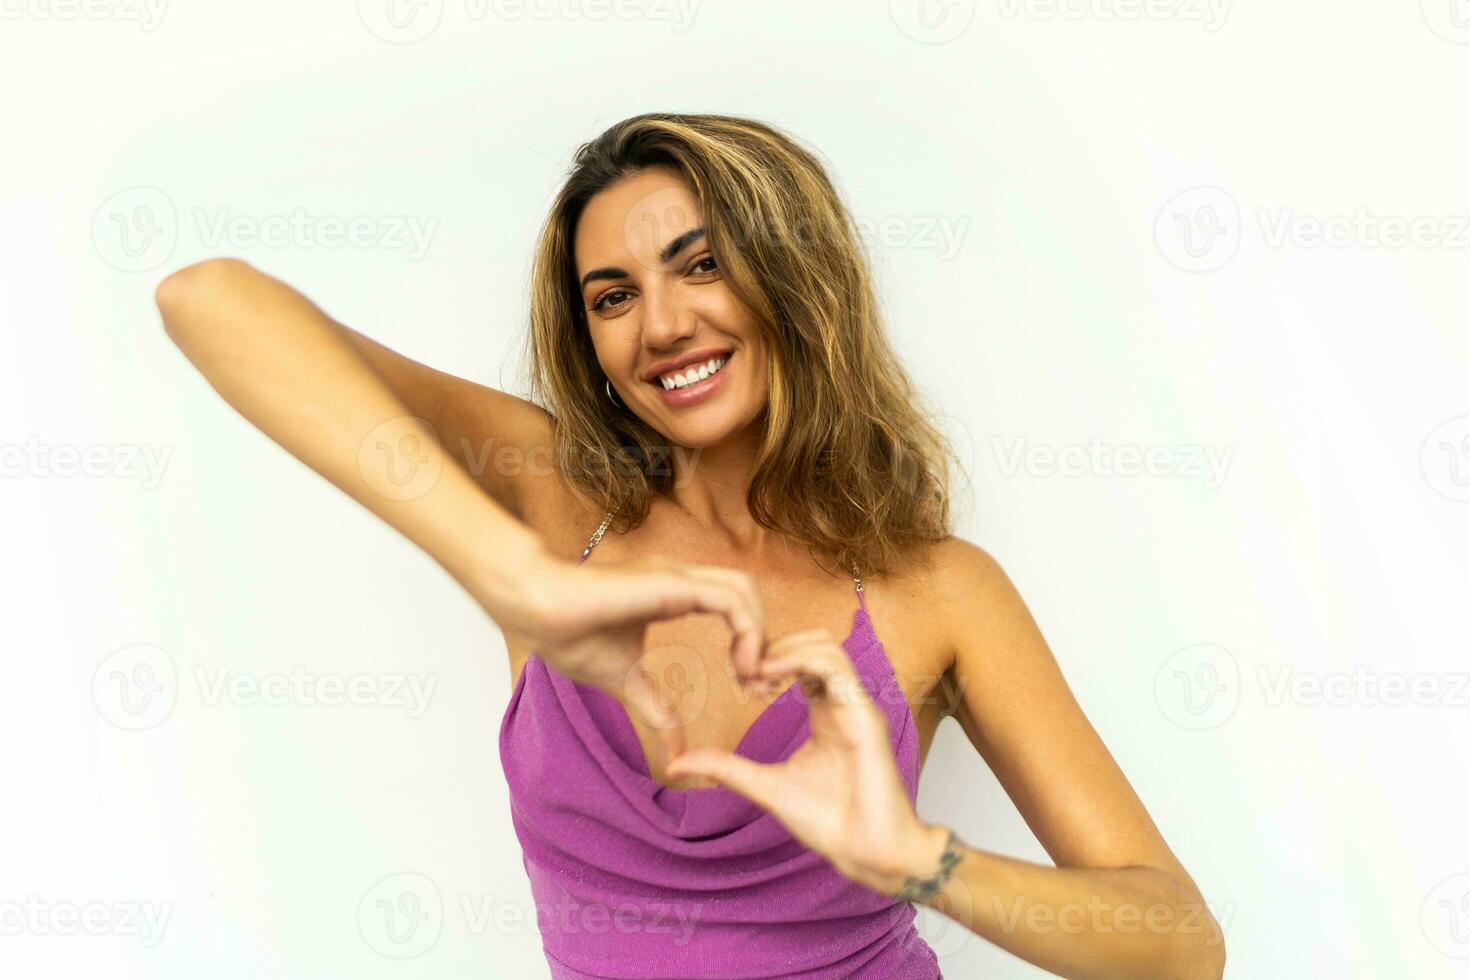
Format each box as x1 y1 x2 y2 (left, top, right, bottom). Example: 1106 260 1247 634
649 348 729 387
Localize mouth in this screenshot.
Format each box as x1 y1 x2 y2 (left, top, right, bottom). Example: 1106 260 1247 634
647 350 734 407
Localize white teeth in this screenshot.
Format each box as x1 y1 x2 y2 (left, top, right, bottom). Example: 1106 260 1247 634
660 354 727 390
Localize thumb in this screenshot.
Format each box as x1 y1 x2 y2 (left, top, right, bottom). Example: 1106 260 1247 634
665 749 780 809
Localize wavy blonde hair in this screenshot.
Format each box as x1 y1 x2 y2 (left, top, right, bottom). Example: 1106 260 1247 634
521 112 960 578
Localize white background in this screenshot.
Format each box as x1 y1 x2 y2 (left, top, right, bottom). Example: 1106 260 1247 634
3 0 1469 976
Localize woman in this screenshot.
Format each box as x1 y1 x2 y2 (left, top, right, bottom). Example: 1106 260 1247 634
154 113 1224 979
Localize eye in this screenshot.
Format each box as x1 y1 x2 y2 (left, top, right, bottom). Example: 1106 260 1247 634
691 254 718 274
591 288 632 312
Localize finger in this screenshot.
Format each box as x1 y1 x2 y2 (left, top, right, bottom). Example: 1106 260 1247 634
757 635 856 683
734 628 827 694
750 641 884 734
679 565 767 680
635 568 767 683
762 627 835 657
657 725 685 773
663 749 781 809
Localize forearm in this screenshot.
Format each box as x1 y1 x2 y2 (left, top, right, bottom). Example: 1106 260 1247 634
882 825 1225 980
154 258 550 628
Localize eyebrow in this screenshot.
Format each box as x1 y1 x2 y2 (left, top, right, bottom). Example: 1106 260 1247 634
578 226 708 291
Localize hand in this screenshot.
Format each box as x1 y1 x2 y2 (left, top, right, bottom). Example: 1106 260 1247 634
662 628 952 898
507 549 769 769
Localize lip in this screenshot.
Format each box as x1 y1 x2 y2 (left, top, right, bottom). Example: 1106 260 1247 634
652 350 733 408
643 348 734 383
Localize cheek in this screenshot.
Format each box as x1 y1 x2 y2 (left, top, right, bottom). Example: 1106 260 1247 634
591 330 641 373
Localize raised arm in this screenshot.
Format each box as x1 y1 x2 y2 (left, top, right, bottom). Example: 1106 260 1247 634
153 256 549 635
335 322 556 527
153 257 773 765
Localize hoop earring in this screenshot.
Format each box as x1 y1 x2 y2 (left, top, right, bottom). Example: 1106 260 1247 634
605 378 625 410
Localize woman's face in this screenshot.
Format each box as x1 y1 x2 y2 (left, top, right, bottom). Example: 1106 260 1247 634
573 165 768 448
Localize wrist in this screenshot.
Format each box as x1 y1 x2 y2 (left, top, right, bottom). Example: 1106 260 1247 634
867 821 961 902
858 822 964 899
467 525 559 631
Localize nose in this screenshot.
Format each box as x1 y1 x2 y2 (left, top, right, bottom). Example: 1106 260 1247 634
639 282 697 350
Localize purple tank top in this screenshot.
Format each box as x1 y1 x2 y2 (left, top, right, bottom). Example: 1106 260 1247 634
498 510 940 978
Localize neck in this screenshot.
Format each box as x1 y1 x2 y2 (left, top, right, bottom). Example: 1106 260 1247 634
664 425 779 557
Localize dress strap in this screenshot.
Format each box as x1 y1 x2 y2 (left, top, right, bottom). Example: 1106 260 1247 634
851 559 867 612
578 507 616 564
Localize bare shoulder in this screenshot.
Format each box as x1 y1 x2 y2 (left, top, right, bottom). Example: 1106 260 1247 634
900 535 1008 612
928 534 1008 583
919 535 1031 675
865 537 977 696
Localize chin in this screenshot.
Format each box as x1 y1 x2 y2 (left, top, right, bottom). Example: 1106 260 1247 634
667 420 739 449
645 410 750 450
